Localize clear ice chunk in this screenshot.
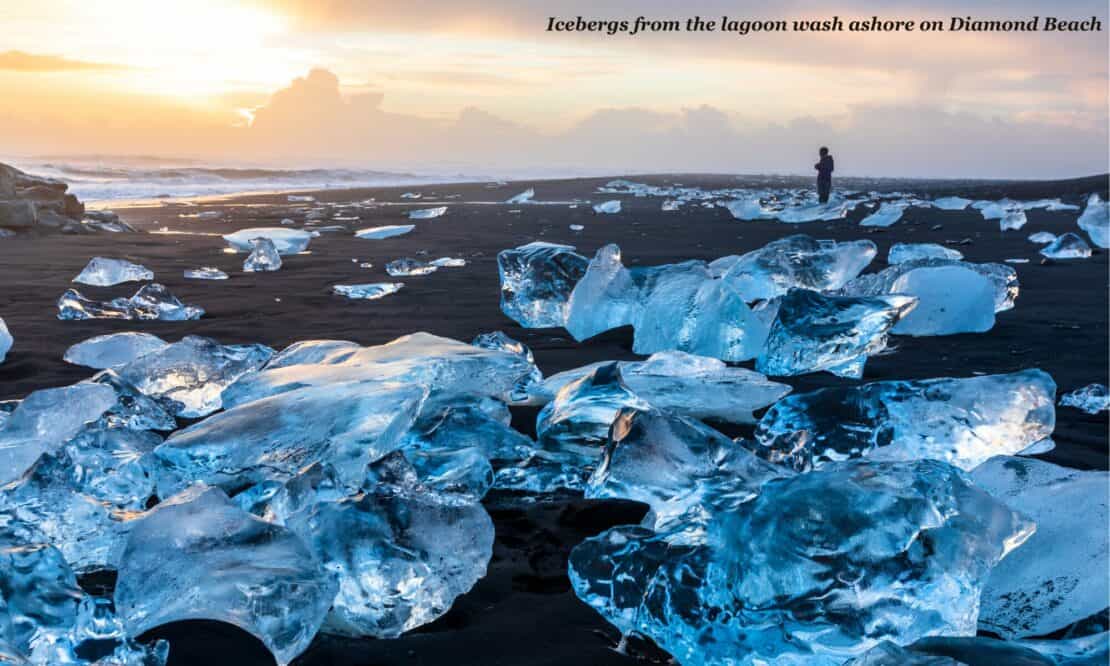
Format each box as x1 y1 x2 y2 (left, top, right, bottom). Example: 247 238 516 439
497 242 588 328
430 256 466 267
971 456 1109 639
932 196 972 210
183 266 229 280
1000 209 1028 231
58 284 204 321
73 258 153 287
331 283 404 300
470 331 543 402
354 225 414 239
385 258 436 276
1059 383 1109 414
720 234 877 302
753 369 1056 471
593 200 621 214
243 237 282 272
505 188 534 204
564 244 642 341
0 318 10 365
63 333 168 370
265 339 362 369
888 242 963 264
222 227 312 254
1027 231 1057 244
859 202 906 227
569 459 1032 666
1077 193 1109 248
114 335 274 418
887 264 997 336
408 206 447 220
755 289 916 378
840 258 1019 313
1039 232 1092 260
115 485 335 665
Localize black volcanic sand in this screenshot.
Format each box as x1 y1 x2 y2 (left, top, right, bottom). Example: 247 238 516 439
0 174 1107 665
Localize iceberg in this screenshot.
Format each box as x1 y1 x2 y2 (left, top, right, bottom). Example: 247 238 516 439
1027 231 1057 244
971 456 1109 639
888 264 996 336
0 317 10 364
1059 383 1109 414
1039 232 1092 259
593 200 621 214
115 485 335 666
859 201 906 227
385 258 437 276
840 257 1019 312
1077 193 1109 247
332 282 404 300
753 369 1056 471
569 459 1032 666
114 335 274 417
58 284 204 321
73 257 153 287
63 332 168 369
243 237 282 272
932 196 972 210
721 234 877 301
756 289 916 378
1000 209 1028 230
408 206 447 220
222 227 312 254
183 266 229 280
497 242 588 328
888 242 963 264
355 224 414 239
506 188 534 204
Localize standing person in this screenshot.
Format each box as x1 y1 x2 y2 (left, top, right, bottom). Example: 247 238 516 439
815 146 834 203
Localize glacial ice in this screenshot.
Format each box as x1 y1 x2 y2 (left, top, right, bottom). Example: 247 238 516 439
932 196 972 210
847 633 1109 666
183 266 228 280
564 244 638 340
859 202 906 227
0 317 10 364
470 331 543 402
114 335 274 417
971 456 1109 639
888 265 997 336
840 258 1019 312
1028 231 1057 244
778 197 856 223
63 333 168 369
720 234 877 301
497 242 588 328
73 258 153 287
222 227 312 254
752 369 1056 471
354 225 414 239
264 339 362 369
332 283 404 300
1039 232 1092 259
409 206 447 220
593 200 621 214
1077 193 1109 248
569 459 1032 666
58 284 204 321
430 256 466 267
1000 209 1028 231
386 258 437 276
755 289 916 378
243 237 282 272
888 242 964 264
1059 383 1109 414
506 188 534 204
115 485 335 665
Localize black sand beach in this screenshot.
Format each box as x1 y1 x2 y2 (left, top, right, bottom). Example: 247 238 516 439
0 174 1106 665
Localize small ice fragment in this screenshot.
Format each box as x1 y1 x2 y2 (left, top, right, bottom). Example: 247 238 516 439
63 332 168 369
223 227 312 254
430 257 466 267
1039 232 1092 259
184 266 229 280
859 202 906 227
506 188 534 204
400 192 421 199
359 262 373 268
332 283 404 300
1027 231 1057 244
73 257 153 287
243 237 282 272
288 194 316 202
1000 209 1027 230
1077 193 1109 247
932 196 972 210
1059 383 1109 414
593 200 621 214
58 284 204 321
888 242 963 264
661 199 680 211
386 258 437 277
569 224 584 231
355 225 414 240
280 217 296 225
0 317 10 365
1005 258 1029 264
409 206 447 220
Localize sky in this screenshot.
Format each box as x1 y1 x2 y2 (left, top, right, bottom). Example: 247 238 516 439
0 0 1107 178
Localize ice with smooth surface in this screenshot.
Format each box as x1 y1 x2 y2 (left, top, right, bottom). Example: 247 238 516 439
1039 232 1092 259
593 200 621 214
355 225 414 239
889 265 997 336
888 242 964 264
223 227 312 254
569 459 1032 666
859 202 906 227
0 318 10 365
332 283 404 300
430 256 466 267
506 188 534 204
73 257 153 287
1077 193 1109 248
243 237 282 272
932 196 972 210
1027 231 1057 244
58 284 204 321
720 234 877 301
564 244 638 341
115 335 274 417
183 266 229 280
756 289 916 378
386 258 436 276
408 206 447 220
776 198 855 223
115 485 335 665
840 258 1019 312
753 369 1056 471
63 332 168 369
154 380 425 493
470 331 543 402
1059 383 1109 414
497 242 588 328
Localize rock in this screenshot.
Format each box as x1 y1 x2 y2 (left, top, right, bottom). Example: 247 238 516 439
0 200 36 229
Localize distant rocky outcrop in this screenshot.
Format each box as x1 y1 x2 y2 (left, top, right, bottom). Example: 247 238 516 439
0 162 134 234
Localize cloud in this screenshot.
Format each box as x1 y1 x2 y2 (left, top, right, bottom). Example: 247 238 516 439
0 50 129 72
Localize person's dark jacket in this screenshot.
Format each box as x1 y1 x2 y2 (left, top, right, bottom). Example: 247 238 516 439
815 155 834 181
